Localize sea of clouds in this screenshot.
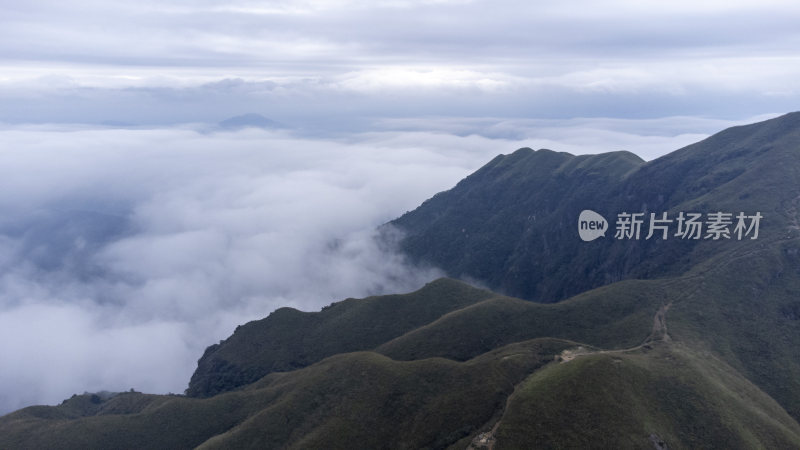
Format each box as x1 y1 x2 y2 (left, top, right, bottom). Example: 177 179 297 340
0 116 758 413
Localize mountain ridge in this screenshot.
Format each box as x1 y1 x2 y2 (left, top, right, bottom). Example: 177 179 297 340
389 113 798 302
187 277 496 397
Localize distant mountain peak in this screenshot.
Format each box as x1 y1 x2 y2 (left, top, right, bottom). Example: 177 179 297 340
218 113 280 130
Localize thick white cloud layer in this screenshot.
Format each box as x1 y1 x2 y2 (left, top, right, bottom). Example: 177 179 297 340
0 116 755 413
0 125 471 413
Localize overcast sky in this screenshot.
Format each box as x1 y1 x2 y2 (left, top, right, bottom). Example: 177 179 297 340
1 0 799 414
1 0 799 127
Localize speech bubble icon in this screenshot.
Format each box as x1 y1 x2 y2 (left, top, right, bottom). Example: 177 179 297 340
578 210 608 242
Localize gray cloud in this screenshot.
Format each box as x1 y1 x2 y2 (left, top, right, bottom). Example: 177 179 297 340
5 1 800 65
1 1 800 125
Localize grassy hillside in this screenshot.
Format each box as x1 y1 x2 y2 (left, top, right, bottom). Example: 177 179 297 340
377 278 669 361
389 148 648 302
188 274 670 400
0 339 571 450
188 278 496 397
390 112 800 302
666 240 800 420
495 343 800 449
5 266 800 448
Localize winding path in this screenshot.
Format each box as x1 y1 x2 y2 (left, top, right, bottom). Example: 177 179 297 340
468 301 674 449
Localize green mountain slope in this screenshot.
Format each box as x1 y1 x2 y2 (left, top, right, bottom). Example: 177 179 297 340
389 112 800 302
389 148 646 302
0 339 571 449
666 240 800 420
495 343 800 449
190 277 669 399
376 278 669 362
188 278 496 397
5 285 800 449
